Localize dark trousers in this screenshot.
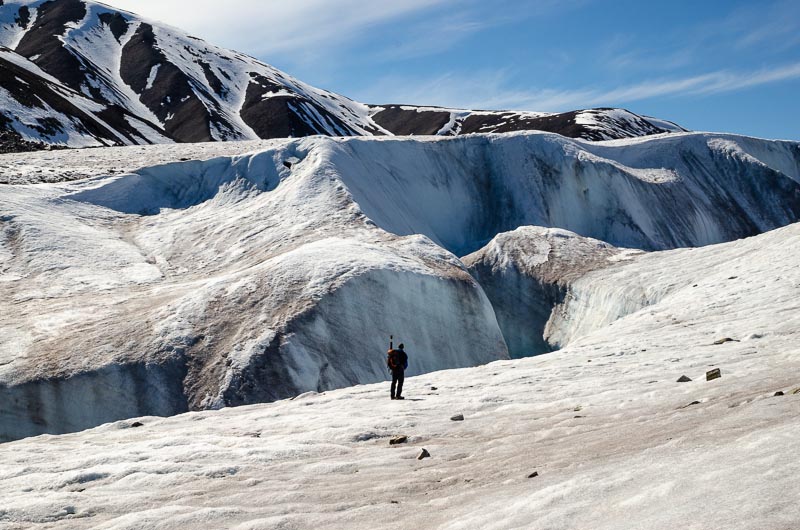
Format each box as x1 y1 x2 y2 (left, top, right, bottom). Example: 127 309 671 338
391 369 404 398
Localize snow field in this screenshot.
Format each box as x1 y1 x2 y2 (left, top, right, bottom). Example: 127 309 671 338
0 139 283 184
0 223 798 528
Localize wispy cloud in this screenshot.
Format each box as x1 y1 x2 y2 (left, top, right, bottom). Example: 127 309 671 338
576 62 800 108
102 0 458 60
719 0 800 51
592 0 800 79
355 62 800 111
369 18 488 62
102 0 594 71
364 0 589 64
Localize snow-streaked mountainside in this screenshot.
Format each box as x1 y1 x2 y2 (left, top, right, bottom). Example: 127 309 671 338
0 47 169 151
368 105 686 140
0 0 384 147
0 0 685 150
1 219 799 529
1 130 799 442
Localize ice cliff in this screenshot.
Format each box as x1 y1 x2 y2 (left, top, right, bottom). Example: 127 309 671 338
1 130 799 440
463 227 635 358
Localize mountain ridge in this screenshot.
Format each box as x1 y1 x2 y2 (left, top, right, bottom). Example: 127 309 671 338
0 0 686 150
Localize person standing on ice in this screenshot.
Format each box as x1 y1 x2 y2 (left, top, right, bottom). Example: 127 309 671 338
387 341 408 400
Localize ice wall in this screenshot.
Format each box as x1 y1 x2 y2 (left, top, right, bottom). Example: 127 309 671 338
0 138 509 441
0 361 187 443
463 227 629 358
466 220 800 358
330 132 800 254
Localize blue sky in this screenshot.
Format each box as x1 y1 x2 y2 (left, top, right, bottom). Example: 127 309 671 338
105 0 800 139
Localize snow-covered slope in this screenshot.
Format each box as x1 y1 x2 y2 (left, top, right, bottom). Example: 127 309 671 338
369 105 686 140
0 0 687 149
465 132 800 356
0 47 169 151
0 221 798 529
466 158 800 358
1 130 799 442
0 0 385 147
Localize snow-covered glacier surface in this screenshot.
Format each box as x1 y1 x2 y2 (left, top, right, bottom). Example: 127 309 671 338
0 221 798 529
1 130 800 441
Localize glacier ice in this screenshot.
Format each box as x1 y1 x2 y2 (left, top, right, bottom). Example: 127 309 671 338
1 130 799 440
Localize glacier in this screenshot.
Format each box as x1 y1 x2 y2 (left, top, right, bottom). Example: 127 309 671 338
1 130 799 442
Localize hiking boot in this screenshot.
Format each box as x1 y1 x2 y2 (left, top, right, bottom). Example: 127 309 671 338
395 396 405 400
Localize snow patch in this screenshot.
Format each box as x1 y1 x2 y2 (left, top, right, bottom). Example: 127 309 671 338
145 63 160 90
